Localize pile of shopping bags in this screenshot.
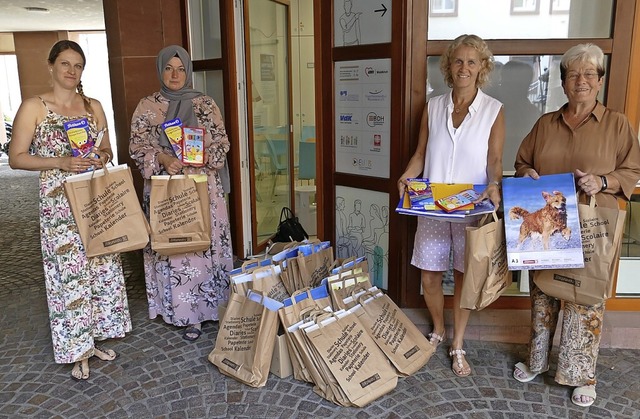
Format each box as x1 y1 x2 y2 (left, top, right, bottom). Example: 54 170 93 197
208 241 436 407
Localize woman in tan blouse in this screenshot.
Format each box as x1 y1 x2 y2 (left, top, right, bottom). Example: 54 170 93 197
512 44 640 407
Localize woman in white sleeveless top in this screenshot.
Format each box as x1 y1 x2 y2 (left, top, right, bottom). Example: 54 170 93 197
398 34 505 377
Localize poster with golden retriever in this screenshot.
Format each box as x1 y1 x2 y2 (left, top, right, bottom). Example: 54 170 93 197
503 173 584 270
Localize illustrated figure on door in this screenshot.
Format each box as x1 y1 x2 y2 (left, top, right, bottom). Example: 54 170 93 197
362 204 389 288
336 192 389 289
339 0 362 46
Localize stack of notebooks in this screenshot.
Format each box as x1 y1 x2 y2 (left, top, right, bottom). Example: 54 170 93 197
395 178 495 220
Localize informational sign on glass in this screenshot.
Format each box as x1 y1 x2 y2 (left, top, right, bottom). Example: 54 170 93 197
334 59 391 178
333 0 391 46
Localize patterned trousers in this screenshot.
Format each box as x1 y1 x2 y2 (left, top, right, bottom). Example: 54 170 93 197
526 274 604 386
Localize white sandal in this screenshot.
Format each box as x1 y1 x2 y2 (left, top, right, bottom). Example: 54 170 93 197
448 348 471 377
427 331 445 347
572 385 596 407
513 361 548 383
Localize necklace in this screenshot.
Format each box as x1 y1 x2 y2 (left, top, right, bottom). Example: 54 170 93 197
454 105 467 114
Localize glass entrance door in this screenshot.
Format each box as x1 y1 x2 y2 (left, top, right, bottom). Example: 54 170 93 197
246 0 293 252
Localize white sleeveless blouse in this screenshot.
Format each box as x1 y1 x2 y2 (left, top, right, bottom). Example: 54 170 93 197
424 89 502 184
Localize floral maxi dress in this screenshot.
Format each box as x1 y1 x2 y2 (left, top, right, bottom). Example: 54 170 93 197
33 101 132 364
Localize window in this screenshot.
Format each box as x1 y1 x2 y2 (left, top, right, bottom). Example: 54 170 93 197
425 1 624 298
0 54 20 120
188 0 222 60
192 70 225 116
510 0 540 15
550 0 570 15
428 0 612 40
429 0 457 17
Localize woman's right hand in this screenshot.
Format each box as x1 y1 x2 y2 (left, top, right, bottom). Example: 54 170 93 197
158 154 183 175
63 156 94 173
397 177 408 199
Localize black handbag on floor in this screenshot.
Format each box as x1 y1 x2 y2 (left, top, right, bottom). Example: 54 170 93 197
272 207 308 242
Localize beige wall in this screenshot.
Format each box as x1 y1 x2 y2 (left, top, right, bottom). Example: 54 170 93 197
0 33 15 53
13 31 70 100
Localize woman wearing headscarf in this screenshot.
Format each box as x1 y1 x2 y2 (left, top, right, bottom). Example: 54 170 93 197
130 45 232 341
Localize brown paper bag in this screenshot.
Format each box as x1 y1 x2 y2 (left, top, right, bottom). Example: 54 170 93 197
149 175 211 256
354 291 435 376
64 164 149 257
294 245 335 289
278 302 318 384
299 313 354 407
534 197 625 305
461 212 512 310
332 256 370 276
229 258 272 295
241 265 290 302
303 311 398 407
208 291 282 387
277 283 334 385
327 273 372 310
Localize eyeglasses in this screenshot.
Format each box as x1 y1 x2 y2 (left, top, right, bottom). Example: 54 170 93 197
566 71 599 82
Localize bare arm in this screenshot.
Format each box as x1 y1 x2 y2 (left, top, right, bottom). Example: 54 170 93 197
8 98 62 171
477 107 505 207
86 98 113 167
397 104 429 199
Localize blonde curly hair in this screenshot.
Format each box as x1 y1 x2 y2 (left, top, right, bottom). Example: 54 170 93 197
439 34 495 89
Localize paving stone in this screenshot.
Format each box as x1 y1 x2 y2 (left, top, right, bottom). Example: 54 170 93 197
1 165 639 418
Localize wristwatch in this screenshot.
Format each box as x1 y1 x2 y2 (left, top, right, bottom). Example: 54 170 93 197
600 175 608 192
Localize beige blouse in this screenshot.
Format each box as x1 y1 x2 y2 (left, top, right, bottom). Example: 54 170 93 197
515 101 640 208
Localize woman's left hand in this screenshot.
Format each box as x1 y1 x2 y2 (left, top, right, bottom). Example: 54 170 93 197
575 169 602 196
88 147 108 169
88 154 105 169
477 183 501 209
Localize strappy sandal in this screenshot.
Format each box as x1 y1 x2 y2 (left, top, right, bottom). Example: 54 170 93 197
427 331 445 347
183 325 202 341
94 346 118 361
71 359 90 381
448 348 471 377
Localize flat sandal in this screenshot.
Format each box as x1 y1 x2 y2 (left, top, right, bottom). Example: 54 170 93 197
449 348 471 377
427 331 445 347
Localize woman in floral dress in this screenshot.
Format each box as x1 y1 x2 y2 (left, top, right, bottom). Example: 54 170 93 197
129 45 232 341
9 40 131 380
